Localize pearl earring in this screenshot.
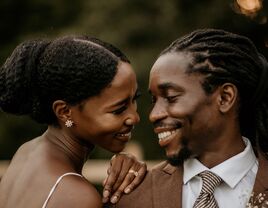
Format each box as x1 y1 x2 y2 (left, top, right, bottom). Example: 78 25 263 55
65 119 74 128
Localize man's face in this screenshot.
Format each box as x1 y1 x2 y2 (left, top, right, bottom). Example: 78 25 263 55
149 52 222 166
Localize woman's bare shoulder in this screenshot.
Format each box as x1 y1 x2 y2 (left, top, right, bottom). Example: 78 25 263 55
46 174 102 208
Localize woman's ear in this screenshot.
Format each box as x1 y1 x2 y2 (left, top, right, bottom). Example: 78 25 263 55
52 100 72 123
217 83 238 113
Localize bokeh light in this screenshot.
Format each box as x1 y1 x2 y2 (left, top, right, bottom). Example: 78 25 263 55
236 0 263 16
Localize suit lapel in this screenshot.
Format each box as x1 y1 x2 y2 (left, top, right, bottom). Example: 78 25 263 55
152 162 183 208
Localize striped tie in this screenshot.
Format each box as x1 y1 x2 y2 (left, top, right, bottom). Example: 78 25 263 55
193 171 222 208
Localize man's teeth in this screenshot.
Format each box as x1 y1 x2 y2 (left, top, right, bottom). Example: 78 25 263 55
118 132 131 137
158 130 178 140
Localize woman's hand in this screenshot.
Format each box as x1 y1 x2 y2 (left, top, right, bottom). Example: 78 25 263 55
102 152 147 204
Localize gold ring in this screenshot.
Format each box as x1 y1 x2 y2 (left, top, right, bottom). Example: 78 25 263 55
128 169 139 177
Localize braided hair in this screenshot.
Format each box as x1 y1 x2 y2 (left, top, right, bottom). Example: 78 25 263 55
160 28 268 153
0 35 130 125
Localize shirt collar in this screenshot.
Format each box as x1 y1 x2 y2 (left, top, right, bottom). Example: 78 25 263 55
183 137 257 188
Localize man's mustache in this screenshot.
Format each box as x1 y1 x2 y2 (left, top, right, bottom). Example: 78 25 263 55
152 121 182 129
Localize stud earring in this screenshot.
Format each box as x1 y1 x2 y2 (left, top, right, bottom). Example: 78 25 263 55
65 119 74 128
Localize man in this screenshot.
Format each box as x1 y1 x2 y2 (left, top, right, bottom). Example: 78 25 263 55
111 29 268 207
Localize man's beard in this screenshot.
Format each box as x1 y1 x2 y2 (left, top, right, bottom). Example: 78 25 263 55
167 139 192 166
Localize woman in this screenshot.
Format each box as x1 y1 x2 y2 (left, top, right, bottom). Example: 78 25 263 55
0 36 146 207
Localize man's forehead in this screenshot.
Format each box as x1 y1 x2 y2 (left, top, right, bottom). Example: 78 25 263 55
151 52 192 71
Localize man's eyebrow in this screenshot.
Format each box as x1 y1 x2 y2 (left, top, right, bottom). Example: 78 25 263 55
148 82 182 95
158 82 179 90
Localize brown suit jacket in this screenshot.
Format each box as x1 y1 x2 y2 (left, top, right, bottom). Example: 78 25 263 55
111 152 268 208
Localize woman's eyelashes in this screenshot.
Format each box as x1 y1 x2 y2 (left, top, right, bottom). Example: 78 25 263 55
133 90 141 102
112 106 128 115
112 90 141 115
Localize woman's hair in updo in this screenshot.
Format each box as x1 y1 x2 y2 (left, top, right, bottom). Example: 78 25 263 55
0 35 130 124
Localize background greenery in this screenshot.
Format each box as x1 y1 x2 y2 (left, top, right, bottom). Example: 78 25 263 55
0 0 267 160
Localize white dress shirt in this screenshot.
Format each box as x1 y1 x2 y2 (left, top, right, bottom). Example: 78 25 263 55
182 137 258 208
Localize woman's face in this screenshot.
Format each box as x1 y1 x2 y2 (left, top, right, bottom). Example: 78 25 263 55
70 62 140 153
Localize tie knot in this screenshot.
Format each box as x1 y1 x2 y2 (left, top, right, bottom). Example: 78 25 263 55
199 171 222 194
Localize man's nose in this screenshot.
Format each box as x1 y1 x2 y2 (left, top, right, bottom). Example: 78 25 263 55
149 100 168 123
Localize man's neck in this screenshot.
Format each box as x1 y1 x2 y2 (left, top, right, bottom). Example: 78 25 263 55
197 135 246 168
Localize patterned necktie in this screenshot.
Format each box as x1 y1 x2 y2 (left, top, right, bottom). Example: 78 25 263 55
193 171 222 208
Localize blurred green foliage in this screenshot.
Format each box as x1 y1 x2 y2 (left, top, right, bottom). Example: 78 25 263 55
0 0 267 160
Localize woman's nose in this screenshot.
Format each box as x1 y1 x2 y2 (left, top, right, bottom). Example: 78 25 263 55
125 105 140 126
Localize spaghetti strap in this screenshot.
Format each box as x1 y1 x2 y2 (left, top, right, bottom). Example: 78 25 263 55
42 172 83 208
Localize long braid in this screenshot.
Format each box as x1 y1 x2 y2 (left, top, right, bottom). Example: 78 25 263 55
161 28 268 153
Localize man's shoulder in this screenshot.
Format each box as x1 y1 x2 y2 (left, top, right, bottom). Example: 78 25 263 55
151 160 178 174
110 161 182 208
109 161 166 208
151 160 169 170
